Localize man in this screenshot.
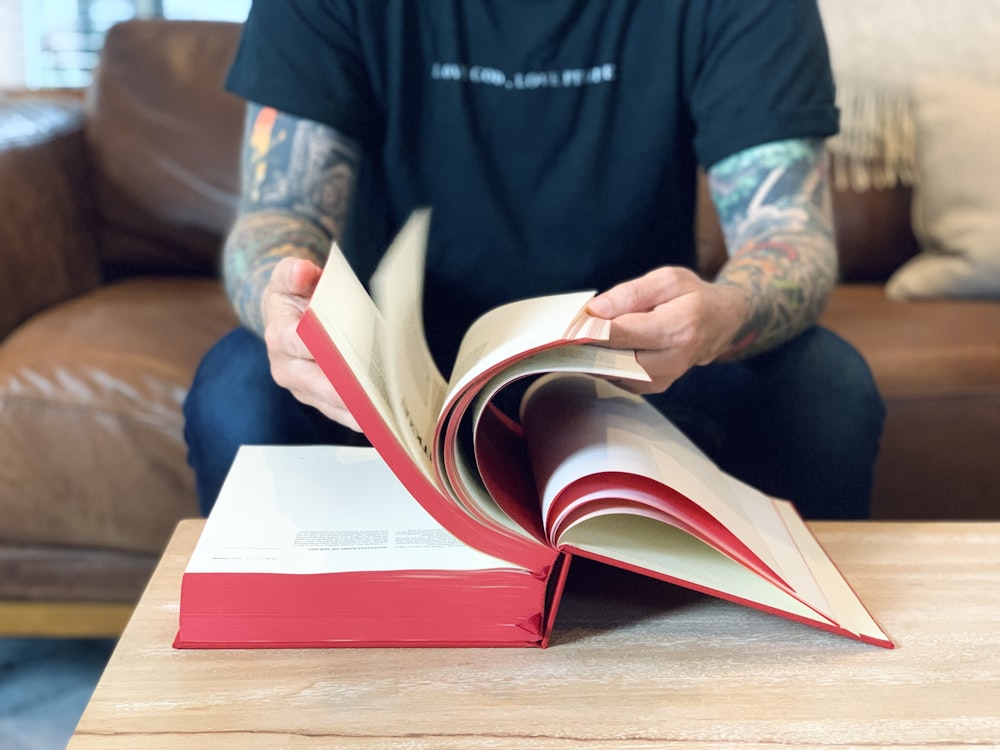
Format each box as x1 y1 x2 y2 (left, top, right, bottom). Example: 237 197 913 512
184 0 885 519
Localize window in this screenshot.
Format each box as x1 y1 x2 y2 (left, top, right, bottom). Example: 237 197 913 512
21 0 250 88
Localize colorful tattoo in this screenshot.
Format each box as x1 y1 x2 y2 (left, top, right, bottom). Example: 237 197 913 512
708 138 837 358
223 211 332 334
224 104 361 334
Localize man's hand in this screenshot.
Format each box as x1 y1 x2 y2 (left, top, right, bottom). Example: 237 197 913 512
588 137 837 395
262 257 362 431
586 266 747 394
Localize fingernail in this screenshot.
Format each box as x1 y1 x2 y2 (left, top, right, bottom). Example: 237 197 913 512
587 296 612 318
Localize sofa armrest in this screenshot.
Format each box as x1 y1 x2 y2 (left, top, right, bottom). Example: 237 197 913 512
0 95 102 340
830 162 921 284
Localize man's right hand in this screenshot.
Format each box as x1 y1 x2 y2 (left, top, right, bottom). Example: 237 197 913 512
262 257 362 431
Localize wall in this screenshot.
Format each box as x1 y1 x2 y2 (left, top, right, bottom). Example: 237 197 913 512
0 0 25 89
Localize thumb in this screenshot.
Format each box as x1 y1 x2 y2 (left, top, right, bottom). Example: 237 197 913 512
273 257 324 299
587 275 657 319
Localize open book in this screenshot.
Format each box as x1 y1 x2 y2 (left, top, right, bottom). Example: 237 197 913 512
174 210 892 649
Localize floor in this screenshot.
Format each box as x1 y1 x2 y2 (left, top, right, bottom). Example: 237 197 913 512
0 638 116 750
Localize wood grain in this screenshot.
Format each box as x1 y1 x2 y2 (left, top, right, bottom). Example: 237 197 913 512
69 520 1000 749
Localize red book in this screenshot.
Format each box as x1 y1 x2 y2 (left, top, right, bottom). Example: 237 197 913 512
174 211 893 650
174 444 561 648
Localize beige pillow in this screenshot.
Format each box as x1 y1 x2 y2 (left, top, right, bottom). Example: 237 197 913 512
886 75 1000 300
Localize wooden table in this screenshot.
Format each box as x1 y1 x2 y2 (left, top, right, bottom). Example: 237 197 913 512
70 520 1000 749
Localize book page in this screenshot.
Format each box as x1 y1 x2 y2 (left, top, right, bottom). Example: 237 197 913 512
558 514 829 625
437 343 651 532
306 239 404 446
369 210 449 471
518 373 890 638
444 290 610 417
559 506 890 646
300 212 560 570
772 499 892 645
187 445 518 575
521 374 784 577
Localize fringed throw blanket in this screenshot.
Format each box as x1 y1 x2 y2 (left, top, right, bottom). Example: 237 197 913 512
818 0 1000 190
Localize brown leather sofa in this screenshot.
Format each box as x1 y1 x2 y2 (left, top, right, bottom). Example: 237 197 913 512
0 20 243 636
1 19 998 638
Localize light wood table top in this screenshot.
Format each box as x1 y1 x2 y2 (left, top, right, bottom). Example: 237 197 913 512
70 520 1000 749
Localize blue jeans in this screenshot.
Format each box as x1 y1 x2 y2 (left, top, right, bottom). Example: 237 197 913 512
184 325 884 519
182 328 369 516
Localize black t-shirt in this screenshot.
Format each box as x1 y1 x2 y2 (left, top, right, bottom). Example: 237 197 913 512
227 0 838 372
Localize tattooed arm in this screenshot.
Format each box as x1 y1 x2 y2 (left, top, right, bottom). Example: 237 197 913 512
224 103 360 335
224 103 364 428
586 137 836 394
709 138 837 358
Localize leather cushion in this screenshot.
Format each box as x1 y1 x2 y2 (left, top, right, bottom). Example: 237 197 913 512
822 284 1000 396
823 285 1000 520
0 96 102 339
0 277 238 553
85 20 245 277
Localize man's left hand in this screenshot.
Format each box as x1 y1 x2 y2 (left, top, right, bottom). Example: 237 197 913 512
586 266 746 394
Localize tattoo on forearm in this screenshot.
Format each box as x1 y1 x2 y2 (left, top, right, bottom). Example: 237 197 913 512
223 211 332 334
224 104 361 334
708 139 837 358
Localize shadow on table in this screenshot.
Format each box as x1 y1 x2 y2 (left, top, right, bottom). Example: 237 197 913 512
548 556 709 645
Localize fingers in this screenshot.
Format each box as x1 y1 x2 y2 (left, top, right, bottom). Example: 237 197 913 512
261 257 362 432
607 346 691 395
586 268 700 349
283 360 363 431
585 266 747 394
268 340 363 432
587 267 696 319
606 375 673 396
